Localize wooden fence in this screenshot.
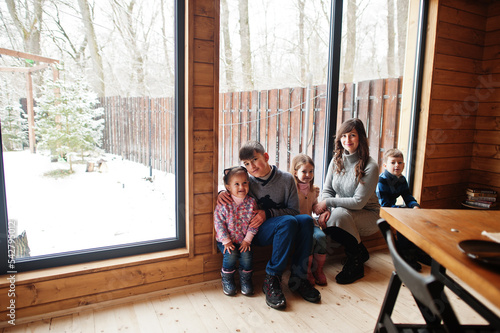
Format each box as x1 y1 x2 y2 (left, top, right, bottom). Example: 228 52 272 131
219 77 402 188
99 77 402 186
99 96 175 173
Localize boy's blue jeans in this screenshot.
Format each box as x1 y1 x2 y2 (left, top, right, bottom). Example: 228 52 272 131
217 242 253 271
252 214 314 279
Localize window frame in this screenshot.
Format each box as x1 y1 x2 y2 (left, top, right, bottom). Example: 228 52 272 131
0 0 185 274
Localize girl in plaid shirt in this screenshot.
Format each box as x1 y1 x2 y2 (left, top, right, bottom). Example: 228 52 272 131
214 166 258 296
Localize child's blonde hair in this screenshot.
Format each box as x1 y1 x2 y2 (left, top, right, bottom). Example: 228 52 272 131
383 148 404 163
290 154 315 191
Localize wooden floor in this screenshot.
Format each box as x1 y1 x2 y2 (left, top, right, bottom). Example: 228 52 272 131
2 250 493 333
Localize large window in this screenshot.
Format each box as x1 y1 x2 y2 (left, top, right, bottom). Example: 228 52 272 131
219 0 410 187
0 0 185 273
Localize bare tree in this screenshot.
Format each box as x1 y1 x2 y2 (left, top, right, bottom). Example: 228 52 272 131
386 0 396 77
77 0 105 97
111 0 155 96
341 0 357 83
397 0 408 75
5 0 43 55
44 2 88 69
160 0 174 91
298 0 306 84
220 0 235 91
238 0 253 90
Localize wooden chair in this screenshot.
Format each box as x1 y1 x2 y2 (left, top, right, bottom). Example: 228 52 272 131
375 219 497 333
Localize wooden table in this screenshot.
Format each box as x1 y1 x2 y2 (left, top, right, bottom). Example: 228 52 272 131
380 208 500 324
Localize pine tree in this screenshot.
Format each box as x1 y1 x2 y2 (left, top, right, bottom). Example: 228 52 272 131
35 75 104 171
1 103 27 151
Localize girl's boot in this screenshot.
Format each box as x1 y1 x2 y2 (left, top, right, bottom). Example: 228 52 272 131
307 255 316 286
313 253 327 285
221 269 236 296
239 269 254 296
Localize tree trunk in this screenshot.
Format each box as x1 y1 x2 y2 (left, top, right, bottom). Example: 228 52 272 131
238 0 253 90
160 0 174 90
387 0 396 77
397 0 409 75
220 0 235 91
5 0 43 55
342 0 357 83
77 0 105 97
111 0 148 96
298 0 306 85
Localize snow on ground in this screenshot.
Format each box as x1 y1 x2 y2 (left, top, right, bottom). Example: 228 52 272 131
3 150 176 257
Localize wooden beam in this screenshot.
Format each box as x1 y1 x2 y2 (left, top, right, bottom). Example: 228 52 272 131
0 47 59 64
0 63 52 73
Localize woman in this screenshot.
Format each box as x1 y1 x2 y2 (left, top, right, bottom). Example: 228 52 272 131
314 118 380 284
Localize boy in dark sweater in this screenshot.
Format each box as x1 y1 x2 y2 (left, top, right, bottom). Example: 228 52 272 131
219 141 320 310
376 148 431 270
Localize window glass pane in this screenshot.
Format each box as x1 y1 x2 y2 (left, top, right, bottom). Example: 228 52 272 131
219 0 332 185
0 0 178 264
338 0 409 170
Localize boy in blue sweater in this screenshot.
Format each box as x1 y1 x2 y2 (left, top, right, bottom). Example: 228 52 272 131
376 148 431 271
218 141 320 310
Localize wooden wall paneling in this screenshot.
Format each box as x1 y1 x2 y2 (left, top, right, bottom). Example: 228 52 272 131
440 0 488 16
433 54 480 73
438 22 485 46
424 156 471 173
193 63 214 86
422 183 467 201
472 143 500 159
194 15 215 40
475 130 500 145
433 69 479 87
428 114 476 130
194 234 213 255
435 37 484 60
194 213 213 235
438 3 487 30
471 156 500 173
422 169 469 187
469 169 500 192
194 108 214 131
425 142 473 158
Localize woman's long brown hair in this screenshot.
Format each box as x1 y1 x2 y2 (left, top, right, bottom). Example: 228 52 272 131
333 118 370 183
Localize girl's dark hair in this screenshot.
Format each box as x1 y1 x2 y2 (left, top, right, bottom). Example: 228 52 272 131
290 154 315 191
333 118 369 183
223 166 248 185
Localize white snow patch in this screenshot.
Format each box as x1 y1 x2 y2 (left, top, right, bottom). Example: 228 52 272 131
3 150 176 257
